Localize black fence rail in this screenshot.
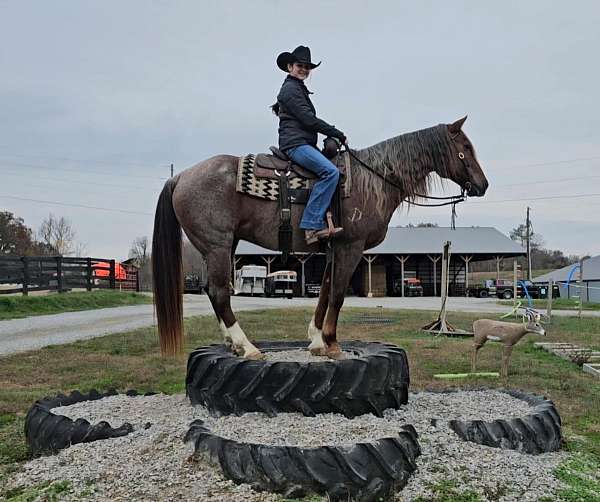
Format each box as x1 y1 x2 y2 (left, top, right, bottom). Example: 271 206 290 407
0 256 139 295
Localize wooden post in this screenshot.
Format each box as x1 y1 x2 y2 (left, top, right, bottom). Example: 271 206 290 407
578 258 584 319
422 241 459 334
513 260 518 313
109 259 116 290
428 255 441 296
86 258 92 291
462 255 473 296
22 256 29 296
55 256 63 293
546 279 553 324
495 256 501 282
395 255 409 297
262 256 276 275
363 255 377 298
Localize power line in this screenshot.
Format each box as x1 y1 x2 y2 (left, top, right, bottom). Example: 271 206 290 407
0 161 167 180
494 174 600 188
1 170 163 190
0 194 153 216
0 151 171 170
469 192 600 204
491 155 600 170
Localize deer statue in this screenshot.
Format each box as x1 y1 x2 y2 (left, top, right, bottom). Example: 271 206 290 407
471 310 546 377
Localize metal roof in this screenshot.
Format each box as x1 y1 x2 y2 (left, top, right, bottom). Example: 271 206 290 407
533 254 600 282
235 227 525 256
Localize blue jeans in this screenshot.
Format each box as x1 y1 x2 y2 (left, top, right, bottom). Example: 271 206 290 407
286 144 340 230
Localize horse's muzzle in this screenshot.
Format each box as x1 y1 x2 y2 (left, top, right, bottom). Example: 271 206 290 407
466 180 488 197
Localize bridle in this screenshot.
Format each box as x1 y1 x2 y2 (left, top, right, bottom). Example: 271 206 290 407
341 130 473 227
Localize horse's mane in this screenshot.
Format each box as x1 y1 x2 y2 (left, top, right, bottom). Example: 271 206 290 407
352 125 453 215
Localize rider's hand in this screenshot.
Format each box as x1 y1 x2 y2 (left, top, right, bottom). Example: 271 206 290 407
340 134 348 146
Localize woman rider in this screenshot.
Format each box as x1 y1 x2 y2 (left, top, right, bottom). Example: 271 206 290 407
273 45 347 245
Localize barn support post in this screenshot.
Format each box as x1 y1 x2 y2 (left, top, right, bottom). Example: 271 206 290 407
109 259 116 290
427 255 441 296
232 256 242 285
395 255 409 297
495 255 501 282
262 256 276 275
461 255 473 296
362 255 377 297
22 256 29 296
296 254 312 297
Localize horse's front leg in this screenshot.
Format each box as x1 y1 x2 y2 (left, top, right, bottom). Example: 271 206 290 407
322 242 365 359
308 263 331 355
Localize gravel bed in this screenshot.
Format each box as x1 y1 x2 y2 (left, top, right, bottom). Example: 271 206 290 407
8 390 567 501
263 348 355 362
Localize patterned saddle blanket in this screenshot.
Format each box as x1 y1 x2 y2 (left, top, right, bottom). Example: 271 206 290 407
235 151 351 203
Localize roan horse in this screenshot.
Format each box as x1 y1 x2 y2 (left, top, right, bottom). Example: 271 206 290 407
152 117 488 359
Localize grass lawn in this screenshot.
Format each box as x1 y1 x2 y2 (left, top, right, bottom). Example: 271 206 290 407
1 308 599 500
499 298 600 311
0 290 152 320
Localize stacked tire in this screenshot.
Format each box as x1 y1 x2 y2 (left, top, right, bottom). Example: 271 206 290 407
185 340 418 501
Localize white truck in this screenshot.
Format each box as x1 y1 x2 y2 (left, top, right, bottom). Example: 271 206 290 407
234 265 267 296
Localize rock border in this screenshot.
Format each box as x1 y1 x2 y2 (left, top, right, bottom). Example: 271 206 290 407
448 389 562 454
24 389 148 456
186 340 410 419
184 419 421 502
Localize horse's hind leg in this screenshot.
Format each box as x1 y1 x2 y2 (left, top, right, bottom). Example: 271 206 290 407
206 247 262 359
322 242 365 359
308 263 331 355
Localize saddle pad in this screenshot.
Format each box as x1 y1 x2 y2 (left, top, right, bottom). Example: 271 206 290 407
236 154 310 201
236 152 352 202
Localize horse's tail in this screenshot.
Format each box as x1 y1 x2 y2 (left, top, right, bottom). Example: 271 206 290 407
152 176 183 355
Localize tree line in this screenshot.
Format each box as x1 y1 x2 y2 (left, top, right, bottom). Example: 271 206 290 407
0 211 83 256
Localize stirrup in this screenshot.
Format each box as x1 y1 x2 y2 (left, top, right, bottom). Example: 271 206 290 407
305 227 344 245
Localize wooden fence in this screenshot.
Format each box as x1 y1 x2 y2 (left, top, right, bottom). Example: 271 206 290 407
0 256 139 295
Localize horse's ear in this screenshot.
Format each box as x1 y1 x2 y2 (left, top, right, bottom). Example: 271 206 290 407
448 115 468 134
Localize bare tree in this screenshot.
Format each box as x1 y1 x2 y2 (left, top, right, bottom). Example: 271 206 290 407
129 236 149 267
38 213 77 255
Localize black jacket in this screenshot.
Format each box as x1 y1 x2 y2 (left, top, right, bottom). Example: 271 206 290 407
276 75 344 152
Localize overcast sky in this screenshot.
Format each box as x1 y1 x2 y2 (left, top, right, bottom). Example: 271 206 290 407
1 1 599 259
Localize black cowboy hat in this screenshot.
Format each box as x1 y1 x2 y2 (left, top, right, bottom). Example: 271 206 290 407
276 45 321 72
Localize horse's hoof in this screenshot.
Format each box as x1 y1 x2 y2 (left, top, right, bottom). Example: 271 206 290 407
244 351 265 360
326 349 346 360
309 346 327 357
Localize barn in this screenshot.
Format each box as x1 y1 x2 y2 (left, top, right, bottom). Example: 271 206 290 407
534 254 600 303
234 226 525 297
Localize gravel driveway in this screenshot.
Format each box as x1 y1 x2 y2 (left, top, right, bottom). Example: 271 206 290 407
1 295 596 356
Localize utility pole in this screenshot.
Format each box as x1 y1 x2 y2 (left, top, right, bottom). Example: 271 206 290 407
170 163 174 178
526 206 532 281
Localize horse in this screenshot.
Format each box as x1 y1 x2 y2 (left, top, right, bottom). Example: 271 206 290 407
152 116 488 359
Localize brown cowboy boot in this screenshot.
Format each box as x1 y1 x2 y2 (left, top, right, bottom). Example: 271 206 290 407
305 212 344 244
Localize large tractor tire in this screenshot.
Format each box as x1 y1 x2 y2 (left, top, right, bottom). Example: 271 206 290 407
186 341 410 418
25 389 146 456
185 419 421 502
449 390 562 454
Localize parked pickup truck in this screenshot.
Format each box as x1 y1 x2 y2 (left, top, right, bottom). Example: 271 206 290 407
468 279 560 300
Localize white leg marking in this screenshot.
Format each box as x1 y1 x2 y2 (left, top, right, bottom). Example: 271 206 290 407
228 322 262 358
308 316 325 350
219 320 232 345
